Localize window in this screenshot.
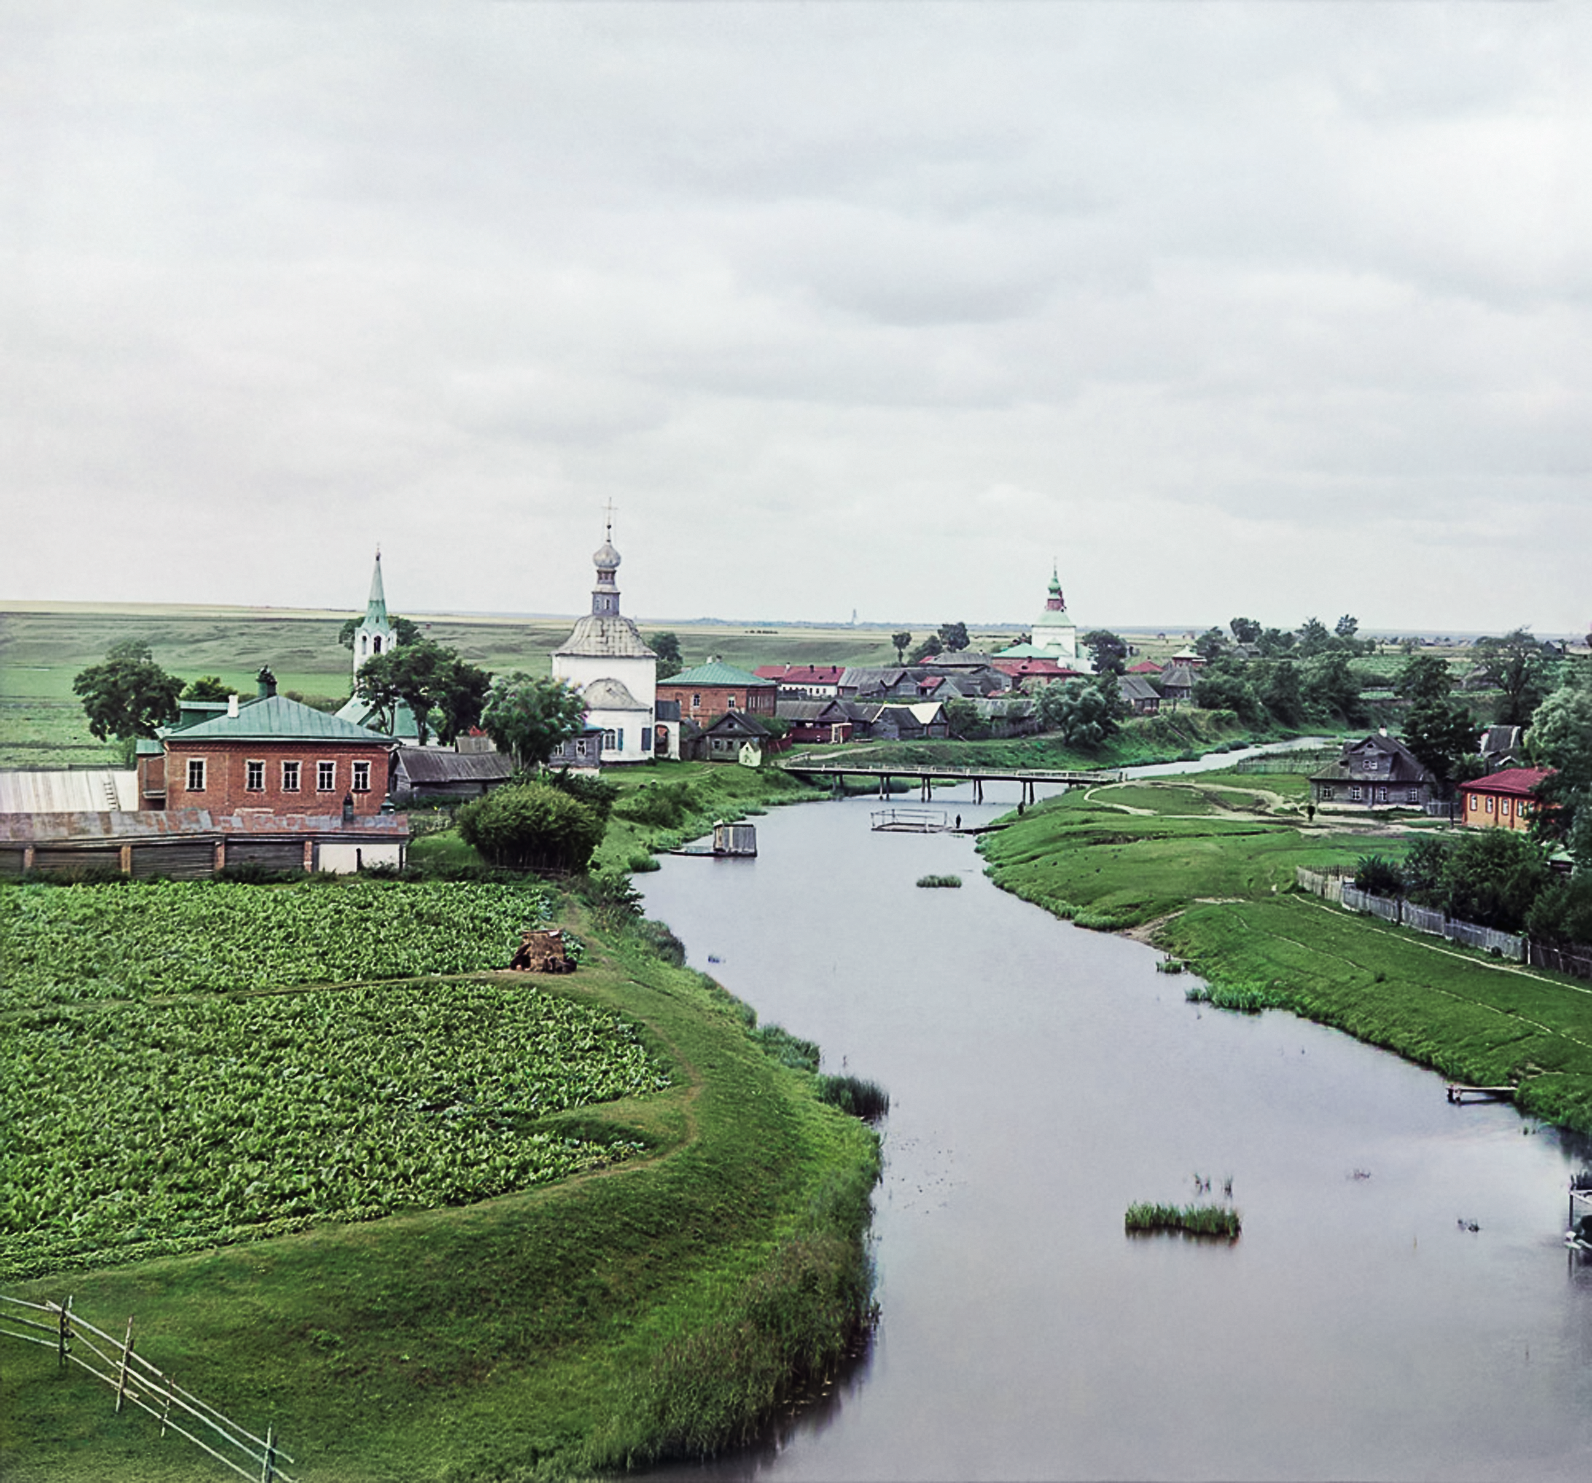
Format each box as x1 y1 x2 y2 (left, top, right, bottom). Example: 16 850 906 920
352 760 371 793
691 694 701 708
186 758 205 791
1320 787 1335 801
1486 797 1495 814
641 726 652 753
727 695 738 709
1377 787 1389 802
1501 799 1512 817
246 760 265 791
372 636 382 654
1407 789 1421 804
318 761 336 792
1469 795 1480 811
1349 786 1362 801
602 729 617 751
282 761 300 792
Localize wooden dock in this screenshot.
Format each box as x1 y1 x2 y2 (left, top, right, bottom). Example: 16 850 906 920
871 808 951 833
1445 1084 1515 1104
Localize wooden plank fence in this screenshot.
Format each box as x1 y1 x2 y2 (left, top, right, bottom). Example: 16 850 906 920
1297 868 1529 963
0 1294 297 1482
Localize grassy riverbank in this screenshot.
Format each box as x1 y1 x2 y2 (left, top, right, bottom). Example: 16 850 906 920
1 883 881 1480
980 773 1592 1135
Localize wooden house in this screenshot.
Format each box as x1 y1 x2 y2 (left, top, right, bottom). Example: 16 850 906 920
1309 733 1437 809
1458 767 1554 832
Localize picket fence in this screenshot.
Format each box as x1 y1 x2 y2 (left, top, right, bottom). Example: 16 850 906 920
0 1294 296 1482
1296 868 1527 962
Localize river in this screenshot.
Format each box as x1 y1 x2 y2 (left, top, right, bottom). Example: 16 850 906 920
636 760 1592 1481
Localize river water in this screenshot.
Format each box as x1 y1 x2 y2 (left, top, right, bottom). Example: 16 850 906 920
636 761 1592 1481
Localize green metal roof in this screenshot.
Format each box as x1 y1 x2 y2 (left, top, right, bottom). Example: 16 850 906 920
660 660 775 688
162 694 390 744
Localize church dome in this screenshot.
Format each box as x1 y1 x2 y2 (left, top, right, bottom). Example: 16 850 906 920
594 539 621 571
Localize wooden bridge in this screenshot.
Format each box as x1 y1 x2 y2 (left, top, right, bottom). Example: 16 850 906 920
781 756 1124 803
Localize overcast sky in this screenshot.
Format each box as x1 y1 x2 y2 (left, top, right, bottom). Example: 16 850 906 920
5 2 1589 636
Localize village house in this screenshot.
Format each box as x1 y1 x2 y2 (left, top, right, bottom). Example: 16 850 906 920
754 665 846 699
656 660 777 728
140 668 398 818
775 698 854 745
1117 674 1162 715
1308 732 1437 809
690 710 786 763
390 748 515 805
1457 767 1554 832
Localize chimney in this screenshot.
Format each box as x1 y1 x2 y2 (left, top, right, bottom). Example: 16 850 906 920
227 694 240 718
1379 725 1388 737
256 666 277 699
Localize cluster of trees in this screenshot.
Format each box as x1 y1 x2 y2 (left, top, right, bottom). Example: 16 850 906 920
903 622 972 663
1357 828 1592 944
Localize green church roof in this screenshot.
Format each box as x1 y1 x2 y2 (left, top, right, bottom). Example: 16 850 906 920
162 694 391 744
659 660 775 688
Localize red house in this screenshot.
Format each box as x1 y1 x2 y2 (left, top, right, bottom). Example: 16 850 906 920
139 670 398 816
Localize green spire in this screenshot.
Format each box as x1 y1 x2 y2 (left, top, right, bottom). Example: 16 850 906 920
366 547 388 625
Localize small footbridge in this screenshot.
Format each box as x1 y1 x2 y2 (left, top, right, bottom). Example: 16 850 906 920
781 755 1125 803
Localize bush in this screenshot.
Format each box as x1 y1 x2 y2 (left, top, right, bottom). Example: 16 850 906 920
577 871 645 930
455 783 606 872
633 918 686 966
1354 854 1404 897
816 1074 890 1121
612 781 696 828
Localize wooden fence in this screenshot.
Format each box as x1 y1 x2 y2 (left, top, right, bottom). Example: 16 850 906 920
1298 868 1530 962
0 1294 297 1482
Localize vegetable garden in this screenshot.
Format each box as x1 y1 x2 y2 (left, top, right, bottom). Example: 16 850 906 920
1 878 562 1008
1 880 674 1282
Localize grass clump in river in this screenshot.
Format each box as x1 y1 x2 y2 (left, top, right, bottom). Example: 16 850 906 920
916 874 962 888
1185 979 1294 1014
1125 1202 1241 1238
816 1074 891 1122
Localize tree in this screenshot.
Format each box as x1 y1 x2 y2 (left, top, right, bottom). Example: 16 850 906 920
1229 616 1262 646
1037 678 1118 751
1257 659 1303 727
1193 627 1227 662
72 641 183 742
1526 675 1592 868
1438 829 1553 934
1300 652 1366 725
1396 654 1456 704
891 631 913 664
909 635 944 663
1082 629 1128 676
1335 614 1360 641
357 638 487 746
650 631 683 680
1296 617 1335 657
1256 627 1296 657
1401 700 1479 795
432 658 493 746
1473 628 1555 728
942 696 991 741
1192 668 1265 726
181 675 232 702
338 614 421 649
455 783 605 873
937 621 970 653
479 673 587 770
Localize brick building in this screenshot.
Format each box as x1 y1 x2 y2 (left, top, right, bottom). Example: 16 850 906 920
139 669 397 816
656 660 777 728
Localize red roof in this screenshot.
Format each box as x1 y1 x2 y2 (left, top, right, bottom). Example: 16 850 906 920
1460 767 1555 798
991 657 1083 679
1127 660 1163 674
755 665 844 685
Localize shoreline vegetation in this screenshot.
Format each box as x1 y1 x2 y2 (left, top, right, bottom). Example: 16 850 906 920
978 766 1592 1136
1124 1202 1242 1239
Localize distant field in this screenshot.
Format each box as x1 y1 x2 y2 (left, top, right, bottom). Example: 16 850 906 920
0 603 956 770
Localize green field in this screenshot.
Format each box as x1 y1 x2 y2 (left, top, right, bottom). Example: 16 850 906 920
1 880 882 1479
980 777 1592 1133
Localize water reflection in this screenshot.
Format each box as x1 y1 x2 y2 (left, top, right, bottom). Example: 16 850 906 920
634 768 1592 1481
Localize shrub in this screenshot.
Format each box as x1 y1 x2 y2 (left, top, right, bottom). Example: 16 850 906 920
632 918 686 966
456 783 605 873
752 1023 820 1073
1354 854 1404 897
816 1074 890 1121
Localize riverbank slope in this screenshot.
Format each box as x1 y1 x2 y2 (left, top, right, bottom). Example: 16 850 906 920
979 772 1592 1134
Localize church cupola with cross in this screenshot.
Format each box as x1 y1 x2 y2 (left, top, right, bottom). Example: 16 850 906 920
351 547 396 683
590 524 623 617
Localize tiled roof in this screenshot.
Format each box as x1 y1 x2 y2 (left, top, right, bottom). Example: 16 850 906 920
1127 661 1163 674
164 695 392 744
1461 767 1555 798
660 660 774 688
